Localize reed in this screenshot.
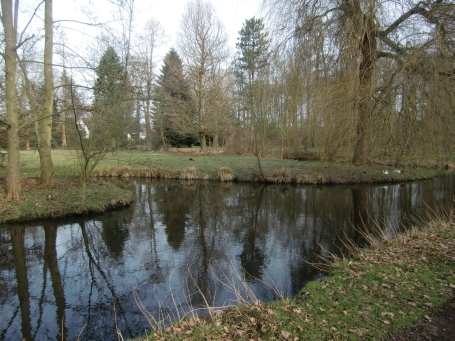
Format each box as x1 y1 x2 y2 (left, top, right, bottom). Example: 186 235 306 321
219 167 234 182
274 167 292 184
180 166 198 180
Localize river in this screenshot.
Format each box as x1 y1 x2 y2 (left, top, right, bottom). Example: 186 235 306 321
0 175 454 340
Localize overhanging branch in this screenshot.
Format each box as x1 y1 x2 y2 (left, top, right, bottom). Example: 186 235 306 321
381 3 429 37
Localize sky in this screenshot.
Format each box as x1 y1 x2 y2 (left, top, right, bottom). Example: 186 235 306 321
53 0 263 64
135 0 263 49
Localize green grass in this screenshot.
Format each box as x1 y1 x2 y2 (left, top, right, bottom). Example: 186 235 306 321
0 178 133 224
135 211 455 341
0 149 437 185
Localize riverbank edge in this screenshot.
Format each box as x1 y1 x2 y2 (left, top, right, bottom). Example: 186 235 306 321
1 161 441 224
133 211 455 341
92 163 438 185
0 178 134 224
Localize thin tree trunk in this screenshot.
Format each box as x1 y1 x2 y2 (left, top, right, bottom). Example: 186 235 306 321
61 74 68 148
81 168 88 204
1 0 21 200
145 81 153 151
61 111 67 147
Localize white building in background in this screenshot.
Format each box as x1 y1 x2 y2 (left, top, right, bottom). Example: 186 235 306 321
77 119 90 138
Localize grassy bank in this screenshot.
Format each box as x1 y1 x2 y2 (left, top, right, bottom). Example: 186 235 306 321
0 149 440 223
133 209 455 341
1 149 438 185
0 178 133 224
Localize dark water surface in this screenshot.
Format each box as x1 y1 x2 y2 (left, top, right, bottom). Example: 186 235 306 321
1 176 454 340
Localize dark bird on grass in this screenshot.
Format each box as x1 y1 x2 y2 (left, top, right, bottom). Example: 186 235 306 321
189 158 194 161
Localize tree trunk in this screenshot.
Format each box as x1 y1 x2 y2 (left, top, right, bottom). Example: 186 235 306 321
1 0 21 201
145 82 153 151
81 165 88 204
61 74 68 148
199 133 206 151
352 22 376 164
61 111 67 147
39 0 55 185
213 132 219 148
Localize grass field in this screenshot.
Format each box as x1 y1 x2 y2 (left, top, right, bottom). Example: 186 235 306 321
0 149 437 185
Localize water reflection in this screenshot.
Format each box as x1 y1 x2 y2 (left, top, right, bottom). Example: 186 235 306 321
0 176 454 340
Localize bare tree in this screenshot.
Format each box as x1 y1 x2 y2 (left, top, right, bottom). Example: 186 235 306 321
130 18 165 151
265 0 455 164
177 0 229 151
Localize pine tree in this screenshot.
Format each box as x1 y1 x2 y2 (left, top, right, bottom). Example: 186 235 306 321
236 17 269 84
93 46 133 147
235 17 270 128
154 48 196 147
235 17 270 159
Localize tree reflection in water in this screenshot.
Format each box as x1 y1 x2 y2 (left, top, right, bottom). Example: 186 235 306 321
10 229 32 341
238 185 269 280
0 176 454 340
44 224 67 341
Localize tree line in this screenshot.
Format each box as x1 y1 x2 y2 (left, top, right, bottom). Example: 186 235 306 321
1 0 454 201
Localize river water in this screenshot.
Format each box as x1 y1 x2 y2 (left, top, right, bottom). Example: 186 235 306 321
0 175 454 340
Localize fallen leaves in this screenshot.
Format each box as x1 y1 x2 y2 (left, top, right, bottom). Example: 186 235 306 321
382 312 395 318
348 328 368 337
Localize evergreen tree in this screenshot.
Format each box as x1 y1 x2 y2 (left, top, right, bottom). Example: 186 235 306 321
235 17 270 126
93 46 133 147
235 17 270 158
154 48 196 147
236 17 269 84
